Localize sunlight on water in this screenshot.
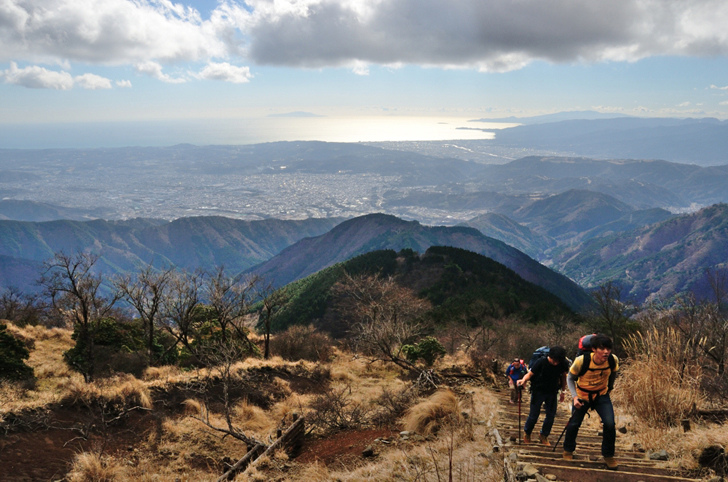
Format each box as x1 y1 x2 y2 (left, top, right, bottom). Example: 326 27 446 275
231 116 516 143
0 116 518 148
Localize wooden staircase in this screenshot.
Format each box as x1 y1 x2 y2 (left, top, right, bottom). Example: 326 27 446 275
492 391 702 482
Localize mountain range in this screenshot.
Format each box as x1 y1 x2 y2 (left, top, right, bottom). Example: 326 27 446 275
0 216 341 293
478 117 728 166
549 203 728 305
246 213 592 312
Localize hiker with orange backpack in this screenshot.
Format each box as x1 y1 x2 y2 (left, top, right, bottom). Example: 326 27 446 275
516 346 569 446
563 333 620 470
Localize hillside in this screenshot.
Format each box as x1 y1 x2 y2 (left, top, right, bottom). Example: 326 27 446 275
267 246 578 336
473 156 728 208
512 189 634 240
550 203 728 304
246 213 592 312
0 216 342 292
459 212 557 260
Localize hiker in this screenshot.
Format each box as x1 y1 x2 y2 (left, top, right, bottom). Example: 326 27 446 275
563 333 620 470
505 358 527 404
516 346 569 445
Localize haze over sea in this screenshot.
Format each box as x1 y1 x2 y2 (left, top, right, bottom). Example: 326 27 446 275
0 117 516 149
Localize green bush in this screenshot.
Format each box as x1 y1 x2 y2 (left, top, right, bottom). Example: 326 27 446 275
402 336 447 366
0 322 34 381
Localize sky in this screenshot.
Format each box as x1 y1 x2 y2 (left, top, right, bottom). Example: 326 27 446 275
1 0 728 147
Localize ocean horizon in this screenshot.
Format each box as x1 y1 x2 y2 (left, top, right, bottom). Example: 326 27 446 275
0 116 517 149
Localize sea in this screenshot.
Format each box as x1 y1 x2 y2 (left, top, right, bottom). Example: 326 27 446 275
0 116 517 149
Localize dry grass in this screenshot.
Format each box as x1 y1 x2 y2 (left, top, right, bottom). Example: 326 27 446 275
615 328 705 427
66 452 120 482
402 389 463 436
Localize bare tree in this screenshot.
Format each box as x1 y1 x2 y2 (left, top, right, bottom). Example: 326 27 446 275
161 268 205 359
588 281 639 355
39 252 120 382
204 267 259 351
334 272 431 371
256 281 289 359
114 263 174 366
703 267 728 375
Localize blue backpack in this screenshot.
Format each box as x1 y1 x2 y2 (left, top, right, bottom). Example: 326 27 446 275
528 346 550 369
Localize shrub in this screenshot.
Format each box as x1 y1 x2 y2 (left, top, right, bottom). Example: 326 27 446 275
0 322 34 381
402 336 447 366
308 385 370 432
270 324 334 362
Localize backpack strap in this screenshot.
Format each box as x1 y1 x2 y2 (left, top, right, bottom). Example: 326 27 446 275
577 352 617 395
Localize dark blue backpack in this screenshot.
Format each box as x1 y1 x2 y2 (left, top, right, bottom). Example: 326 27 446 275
528 346 550 370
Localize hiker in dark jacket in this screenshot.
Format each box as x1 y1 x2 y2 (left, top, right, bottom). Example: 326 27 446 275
516 346 569 445
563 333 620 470
505 358 527 404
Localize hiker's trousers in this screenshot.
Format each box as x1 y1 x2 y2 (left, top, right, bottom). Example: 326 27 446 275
523 390 558 437
563 394 616 457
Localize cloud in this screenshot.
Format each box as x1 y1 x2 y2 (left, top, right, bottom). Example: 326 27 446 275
721 101 728 106
677 102 691 107
2 0 728 75
711 84 728 90
74 73 112 89
194 62 251 83
240 0 728 72
0 0 235 65
1 62 73 89
134 61 186 83
115 79 132 88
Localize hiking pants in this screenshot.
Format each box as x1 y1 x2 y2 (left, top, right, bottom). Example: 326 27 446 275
563 394 616 457
523 390 558 437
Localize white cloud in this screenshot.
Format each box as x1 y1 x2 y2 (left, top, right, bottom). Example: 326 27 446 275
74 73 112 89
351 60 369 76
720 101 728 106
711 84 728 90
134 61 186 83
0 0 235 65
677 102 691 107
195 62 251 83
116 79 132 88
1 62 73 89
2 0 728 75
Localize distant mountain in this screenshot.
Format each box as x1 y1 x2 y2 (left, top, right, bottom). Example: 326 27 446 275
474 156 728 208
550 203 728 304
511 189 635 241
484 118 728 166
246 213 592 312
0 199 112 222
459 213 556 260
269 247 579 337
0 216 343 293
470 111 630 125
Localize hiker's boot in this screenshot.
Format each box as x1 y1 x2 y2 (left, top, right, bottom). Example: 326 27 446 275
562 451 573 460
523 432 531 444
539 434 551 446
604 456 619 470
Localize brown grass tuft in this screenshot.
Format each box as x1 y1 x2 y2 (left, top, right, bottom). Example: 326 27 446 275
402 388 462 435
182 398 202 416
66 452 119 482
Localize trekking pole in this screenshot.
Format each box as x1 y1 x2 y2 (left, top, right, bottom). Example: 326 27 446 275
552 399 590 452
517 385 522 445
